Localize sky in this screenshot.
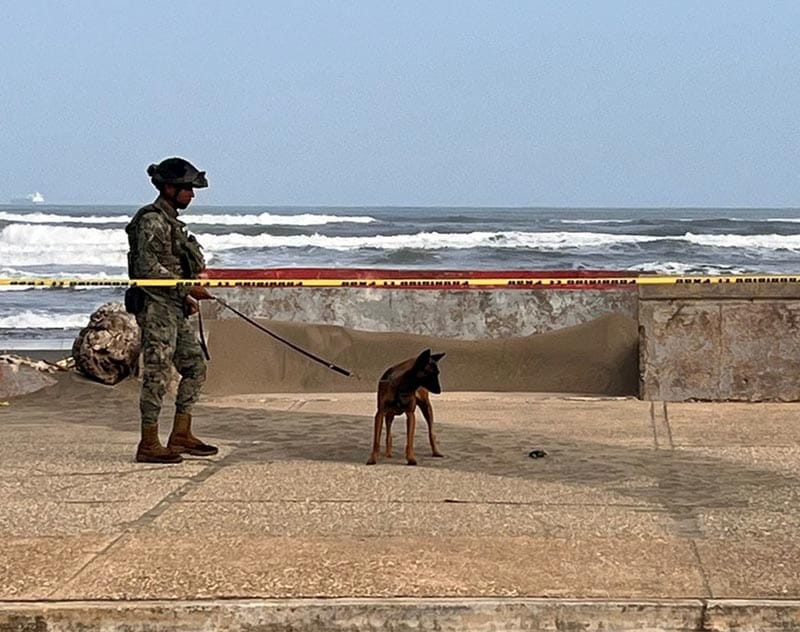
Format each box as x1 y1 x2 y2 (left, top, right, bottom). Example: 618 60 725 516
2 1 800 207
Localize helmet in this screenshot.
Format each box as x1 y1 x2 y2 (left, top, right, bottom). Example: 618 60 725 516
147 157 208 188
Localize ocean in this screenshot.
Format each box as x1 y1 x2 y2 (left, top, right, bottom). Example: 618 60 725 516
2 204 800 349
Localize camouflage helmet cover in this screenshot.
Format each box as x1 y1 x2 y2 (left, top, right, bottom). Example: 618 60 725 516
147 157 208 188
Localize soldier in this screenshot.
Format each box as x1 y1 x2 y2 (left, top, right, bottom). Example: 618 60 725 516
125 157 217 464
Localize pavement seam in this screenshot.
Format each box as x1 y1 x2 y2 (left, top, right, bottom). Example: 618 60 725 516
50 449 241 599
654 400 710 598
121 448 245 531
689 539 715 600
46 533 126 599
171 499 657 507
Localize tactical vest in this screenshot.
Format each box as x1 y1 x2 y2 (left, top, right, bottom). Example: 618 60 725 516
126 205 206 280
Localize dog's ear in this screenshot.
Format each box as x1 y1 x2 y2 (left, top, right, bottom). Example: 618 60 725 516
431 352 446 362
414 349 432 369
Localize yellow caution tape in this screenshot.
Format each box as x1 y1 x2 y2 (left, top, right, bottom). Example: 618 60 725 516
2 275 800 288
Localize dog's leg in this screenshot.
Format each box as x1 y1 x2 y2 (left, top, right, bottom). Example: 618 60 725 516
418 396 443 457
405 410 417 466
384 413 395 457
367 410 383 465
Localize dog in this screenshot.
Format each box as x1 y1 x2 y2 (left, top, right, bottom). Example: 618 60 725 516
367 349 446 466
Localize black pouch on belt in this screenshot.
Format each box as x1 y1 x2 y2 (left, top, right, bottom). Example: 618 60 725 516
124 286 146 315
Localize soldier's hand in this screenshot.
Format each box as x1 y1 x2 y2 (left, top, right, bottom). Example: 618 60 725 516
184 297 200 316
189 285 214 300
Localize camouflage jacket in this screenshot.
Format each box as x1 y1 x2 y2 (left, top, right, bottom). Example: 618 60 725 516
125 196 206 305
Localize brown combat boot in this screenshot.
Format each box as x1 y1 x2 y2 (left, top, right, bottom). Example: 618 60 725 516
136 425 183 464
168 412 219 457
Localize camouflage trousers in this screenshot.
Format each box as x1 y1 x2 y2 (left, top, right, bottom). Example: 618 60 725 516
136 298 207 428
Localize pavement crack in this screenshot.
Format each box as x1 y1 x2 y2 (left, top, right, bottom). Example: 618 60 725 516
174 498 657 508
690 539 714 599
30 467 175 479
122 449 241 531
49 448 243 598
47 533 125 599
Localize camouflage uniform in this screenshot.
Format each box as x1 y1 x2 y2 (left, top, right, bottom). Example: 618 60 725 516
126 196 207 428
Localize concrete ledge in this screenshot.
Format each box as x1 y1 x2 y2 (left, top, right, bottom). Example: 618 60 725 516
1 598 798 632
639 283 800 300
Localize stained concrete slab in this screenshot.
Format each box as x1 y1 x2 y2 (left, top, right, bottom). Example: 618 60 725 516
53 535 706 600
695 540 800 598
667 402 800 446
3 383 800 625
149 499 674 539
1 498 175 537
698 508 800 539
0 536 116 600
178 461 657 506
0 464 207 502
676 446 800 476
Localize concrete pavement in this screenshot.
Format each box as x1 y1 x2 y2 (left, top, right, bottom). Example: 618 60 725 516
2 374 800 630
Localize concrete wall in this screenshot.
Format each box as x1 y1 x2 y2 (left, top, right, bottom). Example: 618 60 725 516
639 284 800 401
207 287 638 340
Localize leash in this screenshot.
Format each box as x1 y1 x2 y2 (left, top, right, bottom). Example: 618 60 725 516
197 307 211 361
212 296 354 378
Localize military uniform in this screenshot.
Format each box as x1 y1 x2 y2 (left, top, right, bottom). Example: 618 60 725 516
126 157 217 464
126 196 207 426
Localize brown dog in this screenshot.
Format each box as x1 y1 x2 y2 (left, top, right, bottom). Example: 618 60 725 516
367 349 446 466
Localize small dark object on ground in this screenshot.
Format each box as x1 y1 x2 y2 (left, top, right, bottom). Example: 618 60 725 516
528 449 548 459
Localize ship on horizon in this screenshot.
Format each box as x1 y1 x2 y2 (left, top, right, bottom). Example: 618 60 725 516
9 192 45 205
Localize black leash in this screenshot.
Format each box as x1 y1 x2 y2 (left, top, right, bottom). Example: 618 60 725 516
213 296 354 378
197 307 211 361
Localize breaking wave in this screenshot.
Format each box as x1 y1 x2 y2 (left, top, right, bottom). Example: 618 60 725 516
0 211 376 226
0 310 89 329
5 223 800 267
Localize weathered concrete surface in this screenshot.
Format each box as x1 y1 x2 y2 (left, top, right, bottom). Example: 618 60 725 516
4 598 800 631
5 598 799 632
639 284 800 401
0 598 718 632
207 287 638 339
3 376 800 629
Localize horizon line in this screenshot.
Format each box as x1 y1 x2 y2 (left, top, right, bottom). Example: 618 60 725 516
2 203 800 211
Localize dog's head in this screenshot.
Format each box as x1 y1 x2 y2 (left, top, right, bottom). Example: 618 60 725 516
412 349 446 394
